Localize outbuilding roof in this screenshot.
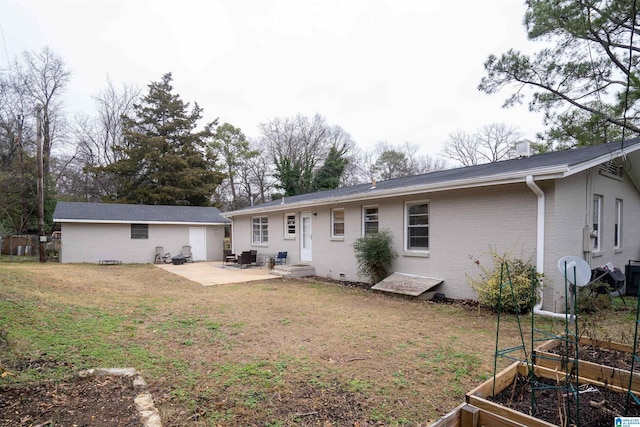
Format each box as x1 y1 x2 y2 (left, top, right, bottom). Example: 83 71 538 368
225 138 640 217
53 202 230 225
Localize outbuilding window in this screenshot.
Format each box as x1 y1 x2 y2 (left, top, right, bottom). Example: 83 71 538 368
131 224 148 239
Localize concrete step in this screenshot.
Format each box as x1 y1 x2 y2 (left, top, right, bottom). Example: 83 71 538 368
270 264 315 278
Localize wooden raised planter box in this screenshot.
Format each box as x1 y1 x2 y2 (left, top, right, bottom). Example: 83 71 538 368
429 402 531 427
465 361 634 427
533 336 640 393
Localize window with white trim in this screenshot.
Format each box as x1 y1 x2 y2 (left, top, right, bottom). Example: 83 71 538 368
614 198 622 249
592 195 602 251
131 224 148 239
284 213 296 239
363 206 379 235
252 216 268 244
406 202 429 251
331 208 345 238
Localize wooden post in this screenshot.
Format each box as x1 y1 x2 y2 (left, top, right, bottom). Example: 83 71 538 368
460 404 479 427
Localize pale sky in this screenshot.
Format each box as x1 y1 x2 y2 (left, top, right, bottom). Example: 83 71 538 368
2 0 543 158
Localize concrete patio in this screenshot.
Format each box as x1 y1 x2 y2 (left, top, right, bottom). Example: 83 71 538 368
155 261 278 286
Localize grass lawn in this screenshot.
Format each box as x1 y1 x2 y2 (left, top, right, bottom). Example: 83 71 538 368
0 262 635 426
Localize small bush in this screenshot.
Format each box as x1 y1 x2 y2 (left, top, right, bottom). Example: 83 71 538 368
467 250 541 313
577 281 612 313
352 230 398 284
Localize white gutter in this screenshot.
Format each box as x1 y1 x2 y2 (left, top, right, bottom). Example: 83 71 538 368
225 165 570 218
526 175 566 319
53 219 228 226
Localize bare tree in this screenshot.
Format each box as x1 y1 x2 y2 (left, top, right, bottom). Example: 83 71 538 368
11 47 70 179
441 130 480 167
208 123 258 210
441 123 521 167
0 47 68 233
240 138 276 206
340 144 366 187
260 113 353 196
356 141 447 182
64 79 140 200
400 141 448 175
75 78 140 166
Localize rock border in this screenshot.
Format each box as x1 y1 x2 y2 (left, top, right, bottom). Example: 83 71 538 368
76 367 162 427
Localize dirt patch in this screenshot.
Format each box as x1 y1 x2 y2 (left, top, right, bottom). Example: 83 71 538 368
0 369 140 426
546 341 639 372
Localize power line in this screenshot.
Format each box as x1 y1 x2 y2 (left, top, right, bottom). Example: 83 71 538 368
0 24 10 69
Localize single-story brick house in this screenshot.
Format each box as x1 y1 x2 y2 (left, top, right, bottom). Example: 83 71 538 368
53 202 230 263
224 139 640 313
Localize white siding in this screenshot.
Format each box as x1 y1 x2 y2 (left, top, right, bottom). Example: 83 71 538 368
60 223 225 263
232 183 539 300
543 169 640 311
230 167 640 312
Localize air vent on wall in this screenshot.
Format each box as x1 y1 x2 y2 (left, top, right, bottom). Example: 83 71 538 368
599 160 622 177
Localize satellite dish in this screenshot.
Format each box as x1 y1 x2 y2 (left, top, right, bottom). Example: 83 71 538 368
558 256 591 287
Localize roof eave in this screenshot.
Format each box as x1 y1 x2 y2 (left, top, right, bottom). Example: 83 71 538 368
564 145 640 176
54 219 229 225
224 165 569 217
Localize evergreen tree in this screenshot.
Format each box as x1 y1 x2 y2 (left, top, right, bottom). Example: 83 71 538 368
312 143 349 191
100 73 224 206
479 0 640 147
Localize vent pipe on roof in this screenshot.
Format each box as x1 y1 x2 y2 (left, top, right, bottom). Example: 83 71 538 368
516 140 532 158
371 178 376 189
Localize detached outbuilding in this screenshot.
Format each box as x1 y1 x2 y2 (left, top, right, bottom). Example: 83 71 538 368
53 202 229 264
224 139 640 313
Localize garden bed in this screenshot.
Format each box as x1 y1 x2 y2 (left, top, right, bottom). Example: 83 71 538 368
534 336 640 392
466 362 640 426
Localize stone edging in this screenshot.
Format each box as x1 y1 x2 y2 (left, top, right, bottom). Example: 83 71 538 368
76 368 162 427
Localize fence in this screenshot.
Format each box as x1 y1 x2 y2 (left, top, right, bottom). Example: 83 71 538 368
0 234 61 262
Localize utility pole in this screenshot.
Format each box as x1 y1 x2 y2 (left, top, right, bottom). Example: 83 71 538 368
16 115 27 233
36 104 46 263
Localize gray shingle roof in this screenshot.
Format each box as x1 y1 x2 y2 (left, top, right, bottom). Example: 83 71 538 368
53 202 230 224
227 138 640 215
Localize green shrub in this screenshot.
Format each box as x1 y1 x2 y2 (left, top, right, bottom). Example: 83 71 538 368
352 230 398 284
467 250 541 313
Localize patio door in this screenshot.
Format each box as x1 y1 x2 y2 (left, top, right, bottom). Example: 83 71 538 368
301 212 312 262
189 227 206 261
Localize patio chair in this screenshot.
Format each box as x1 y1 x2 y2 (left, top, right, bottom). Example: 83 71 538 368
274 251 287 265
182 245 193 262
250 250 258 266
154 246 171 264
237 251 252 268
224 251 237 266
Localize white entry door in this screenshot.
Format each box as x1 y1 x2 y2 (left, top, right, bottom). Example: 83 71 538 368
301 213 312 262
188 227 206 261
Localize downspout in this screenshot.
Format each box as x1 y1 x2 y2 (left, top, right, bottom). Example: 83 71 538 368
526 175 566 319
